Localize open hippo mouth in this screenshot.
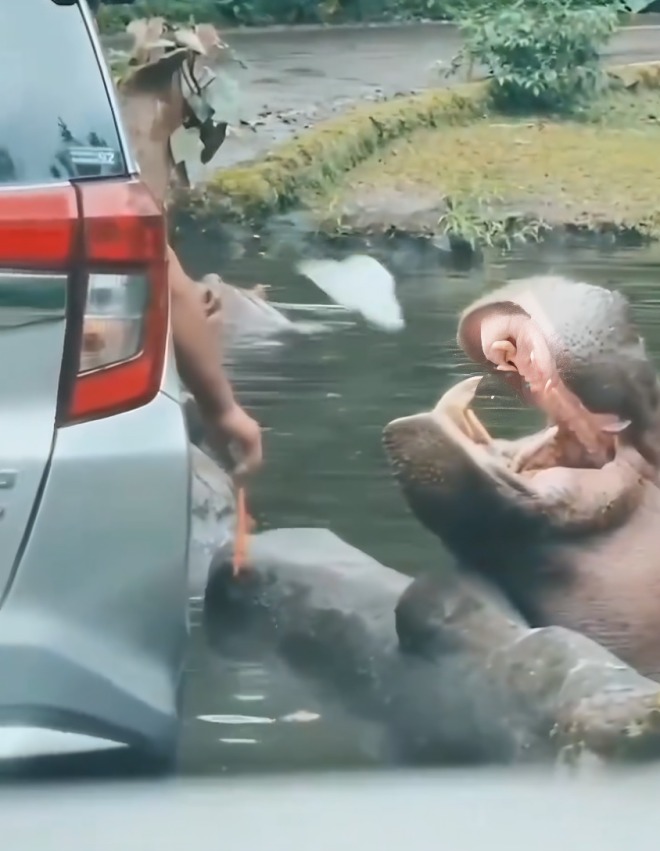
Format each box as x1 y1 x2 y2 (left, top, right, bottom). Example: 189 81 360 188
383 276 658 542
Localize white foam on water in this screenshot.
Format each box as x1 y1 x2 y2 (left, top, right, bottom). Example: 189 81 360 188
198 714 275 725
279 710 321 724
297 255 405 332
269 302 350 313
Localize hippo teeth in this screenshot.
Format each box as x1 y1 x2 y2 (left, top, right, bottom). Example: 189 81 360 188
427 374 619 476
510 426 559 473
431 376 493 445
429 375 560 473
599 417 632 434
480 331 626 468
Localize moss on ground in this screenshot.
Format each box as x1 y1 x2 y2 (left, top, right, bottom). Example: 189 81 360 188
180 85 489 220
312 79 660 241
178 61 660 242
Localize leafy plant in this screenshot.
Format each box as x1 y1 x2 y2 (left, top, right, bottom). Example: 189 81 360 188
438 194 546 249
452 0 622 114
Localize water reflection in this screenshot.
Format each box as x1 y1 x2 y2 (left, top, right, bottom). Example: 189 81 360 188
182 239 660 774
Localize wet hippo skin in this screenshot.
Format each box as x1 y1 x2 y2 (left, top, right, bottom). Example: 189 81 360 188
383 275 660 681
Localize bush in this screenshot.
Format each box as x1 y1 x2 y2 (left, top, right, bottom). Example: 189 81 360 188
454 0 622 114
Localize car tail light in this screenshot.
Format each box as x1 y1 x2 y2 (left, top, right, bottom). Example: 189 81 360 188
79 272 148 372
0 186 78 268
64 179 168 424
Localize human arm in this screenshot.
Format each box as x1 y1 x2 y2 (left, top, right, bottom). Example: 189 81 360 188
167 245 263 478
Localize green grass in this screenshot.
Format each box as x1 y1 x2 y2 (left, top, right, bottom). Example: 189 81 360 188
178 62 660 242
317 90 660 237
180 85 489 221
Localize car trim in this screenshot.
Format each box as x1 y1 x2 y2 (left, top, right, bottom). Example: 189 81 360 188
77 0 139 178
0 182 73 195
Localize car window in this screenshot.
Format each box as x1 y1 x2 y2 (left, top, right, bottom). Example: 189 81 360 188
0 0 127 186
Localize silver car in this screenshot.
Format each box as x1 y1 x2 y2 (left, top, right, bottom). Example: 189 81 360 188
0 0 190 767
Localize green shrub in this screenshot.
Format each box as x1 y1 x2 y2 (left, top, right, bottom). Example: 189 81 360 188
454 0 622 113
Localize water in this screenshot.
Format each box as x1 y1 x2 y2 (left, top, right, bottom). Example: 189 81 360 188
179 237 660 775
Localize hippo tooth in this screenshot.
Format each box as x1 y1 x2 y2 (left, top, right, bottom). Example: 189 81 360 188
511 426 559 473
599 418 632 435
465 408 492 445
431 375 482 418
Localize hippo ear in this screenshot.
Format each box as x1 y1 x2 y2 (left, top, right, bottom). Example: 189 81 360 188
457 300 529 365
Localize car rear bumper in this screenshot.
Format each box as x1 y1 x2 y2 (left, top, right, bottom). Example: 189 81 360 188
0 390 190 756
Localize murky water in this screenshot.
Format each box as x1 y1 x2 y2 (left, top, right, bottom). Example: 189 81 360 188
179 237 660 775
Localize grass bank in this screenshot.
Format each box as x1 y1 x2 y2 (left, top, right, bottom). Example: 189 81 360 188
178 62 660 244
179 85 490 220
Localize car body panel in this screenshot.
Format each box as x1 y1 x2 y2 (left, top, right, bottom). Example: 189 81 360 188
0 389 190 752
0 0 192 757
160 327 186 405
0 272 67 597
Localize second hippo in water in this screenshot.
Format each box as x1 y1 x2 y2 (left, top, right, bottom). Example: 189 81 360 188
198 273 296 346
383 275 660 681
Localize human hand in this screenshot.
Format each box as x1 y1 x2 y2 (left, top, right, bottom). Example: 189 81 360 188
205 402 263 479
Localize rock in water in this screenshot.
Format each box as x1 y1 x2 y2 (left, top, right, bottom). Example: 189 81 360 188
297 255 404 332
204 528 545 764
189 446 235 598
204 528 660 767
396 573 660 765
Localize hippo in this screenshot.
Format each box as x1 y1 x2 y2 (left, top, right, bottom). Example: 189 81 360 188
199 273 295 346
382 275 660 681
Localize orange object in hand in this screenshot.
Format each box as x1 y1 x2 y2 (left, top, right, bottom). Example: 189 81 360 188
232 485 253 576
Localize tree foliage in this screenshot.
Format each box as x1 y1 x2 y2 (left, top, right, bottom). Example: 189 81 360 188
452 0 624 113
97 0 457 31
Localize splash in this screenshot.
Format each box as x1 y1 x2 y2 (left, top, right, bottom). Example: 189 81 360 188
297 255 404 332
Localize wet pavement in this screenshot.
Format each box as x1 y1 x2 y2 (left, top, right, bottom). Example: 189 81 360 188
103 19 660 174
8 767 660 851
